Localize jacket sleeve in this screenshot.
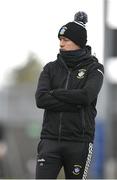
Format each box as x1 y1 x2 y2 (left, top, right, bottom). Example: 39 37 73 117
35 63 81 112
51 65 104 106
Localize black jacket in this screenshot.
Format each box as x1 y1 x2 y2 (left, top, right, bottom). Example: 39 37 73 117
35 46 104 142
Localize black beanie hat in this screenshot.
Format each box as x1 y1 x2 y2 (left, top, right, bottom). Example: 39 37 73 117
58 11 88 48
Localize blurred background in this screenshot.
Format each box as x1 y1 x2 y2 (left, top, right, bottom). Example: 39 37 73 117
0 0 117 178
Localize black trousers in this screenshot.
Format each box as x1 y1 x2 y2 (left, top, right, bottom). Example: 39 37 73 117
35 139 93 179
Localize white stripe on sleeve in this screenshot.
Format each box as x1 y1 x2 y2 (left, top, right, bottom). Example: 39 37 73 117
97 69 104 76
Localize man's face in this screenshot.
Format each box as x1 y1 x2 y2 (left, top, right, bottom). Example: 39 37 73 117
59 36 80 51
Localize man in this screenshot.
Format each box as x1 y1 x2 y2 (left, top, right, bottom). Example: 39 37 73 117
35 11 104 179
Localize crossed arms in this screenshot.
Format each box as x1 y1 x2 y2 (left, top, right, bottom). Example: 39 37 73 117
35 64 104 112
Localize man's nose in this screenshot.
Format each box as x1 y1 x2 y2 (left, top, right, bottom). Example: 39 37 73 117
60 39 64 47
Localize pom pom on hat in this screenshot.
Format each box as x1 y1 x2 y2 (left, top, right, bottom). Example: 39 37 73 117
58 11 88 48
74 11 88 24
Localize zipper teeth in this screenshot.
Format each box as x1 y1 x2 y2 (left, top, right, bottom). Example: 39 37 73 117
58 71 71 141
58 112 62 141
65 71 70 89
82 108 85 135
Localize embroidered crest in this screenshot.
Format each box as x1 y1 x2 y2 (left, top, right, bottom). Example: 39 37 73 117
37 158 45 166
72 164 82 175
77 69 86 79
59 26 67 35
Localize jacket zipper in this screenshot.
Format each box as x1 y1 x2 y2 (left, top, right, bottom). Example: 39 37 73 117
81 108 85 135
59 58 88 139
58 71 71 141
65 71 71 89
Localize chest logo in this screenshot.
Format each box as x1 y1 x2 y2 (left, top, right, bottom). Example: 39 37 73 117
76 69 86 79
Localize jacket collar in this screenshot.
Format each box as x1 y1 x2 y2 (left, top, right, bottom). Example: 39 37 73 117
57 45 96 71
